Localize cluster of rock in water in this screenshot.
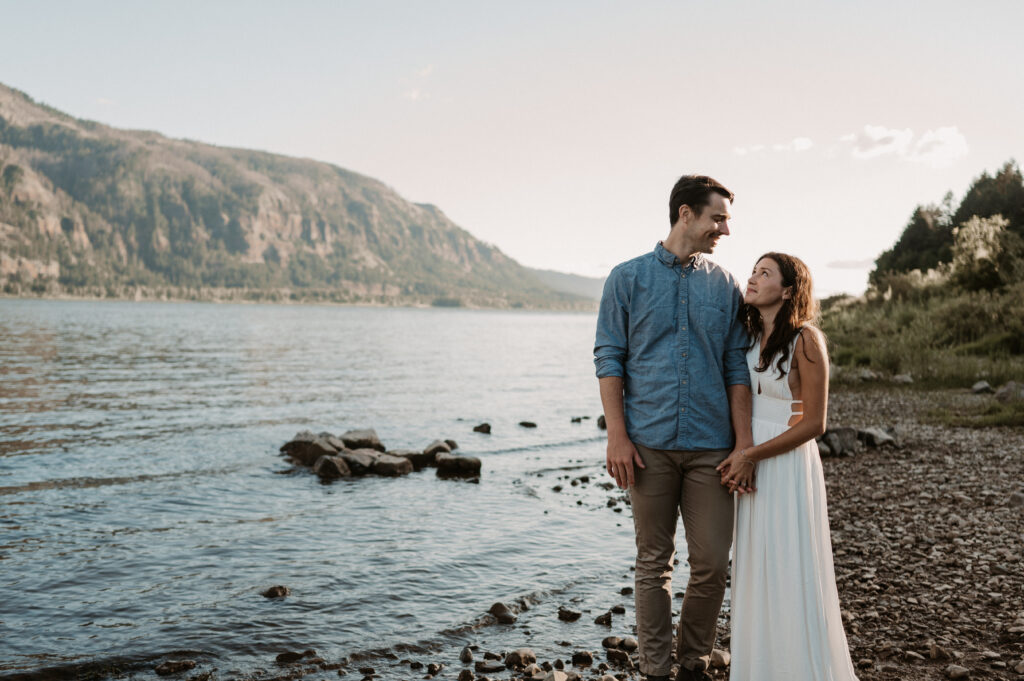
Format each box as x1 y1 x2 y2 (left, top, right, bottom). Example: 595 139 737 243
280 428 481 481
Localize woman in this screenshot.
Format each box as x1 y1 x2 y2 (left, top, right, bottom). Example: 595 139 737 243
716 253 859 681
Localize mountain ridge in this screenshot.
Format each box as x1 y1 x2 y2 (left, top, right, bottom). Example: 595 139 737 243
0 82 593 309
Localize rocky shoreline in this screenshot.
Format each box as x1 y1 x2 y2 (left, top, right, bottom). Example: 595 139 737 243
13 387 1023 681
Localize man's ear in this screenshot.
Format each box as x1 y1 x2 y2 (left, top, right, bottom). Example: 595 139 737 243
677 204 692 225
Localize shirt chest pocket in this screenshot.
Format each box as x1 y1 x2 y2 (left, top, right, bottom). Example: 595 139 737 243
700 303 728 338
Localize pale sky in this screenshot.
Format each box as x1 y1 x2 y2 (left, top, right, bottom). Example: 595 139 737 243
3 1 1023 295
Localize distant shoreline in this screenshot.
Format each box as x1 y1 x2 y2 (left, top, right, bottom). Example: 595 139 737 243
0 289 599 312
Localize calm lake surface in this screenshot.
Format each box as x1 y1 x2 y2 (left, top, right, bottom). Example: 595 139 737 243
0 300 671 679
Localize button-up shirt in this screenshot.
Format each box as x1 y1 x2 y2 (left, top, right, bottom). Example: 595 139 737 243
594 242 750 451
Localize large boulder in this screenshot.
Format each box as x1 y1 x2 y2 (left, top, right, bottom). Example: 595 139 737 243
313 455 352 480
436 452 482 479
372 453 414 477
857 427 896 448
388 448 435 471
339 449 380 475
822 427 860 457
281 431 339 466
341 429 386 452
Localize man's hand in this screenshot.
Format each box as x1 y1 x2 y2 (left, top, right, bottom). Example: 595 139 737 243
717 447 756 495
606 434 645 489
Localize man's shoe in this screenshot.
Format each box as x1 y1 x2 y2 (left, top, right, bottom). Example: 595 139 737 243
675 666 713 681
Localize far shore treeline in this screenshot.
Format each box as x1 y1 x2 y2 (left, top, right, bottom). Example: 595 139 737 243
823 160 1024 408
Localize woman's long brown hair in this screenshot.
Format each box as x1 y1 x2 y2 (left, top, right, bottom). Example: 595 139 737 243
742 252 819 377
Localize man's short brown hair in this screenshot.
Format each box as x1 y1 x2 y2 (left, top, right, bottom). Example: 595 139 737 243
669 175 734 225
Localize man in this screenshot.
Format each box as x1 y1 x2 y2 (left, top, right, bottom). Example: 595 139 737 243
594 175 752 681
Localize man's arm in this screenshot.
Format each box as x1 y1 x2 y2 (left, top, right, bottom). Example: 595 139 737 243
594 267 643 489
718 277 754 490
599 376 645 489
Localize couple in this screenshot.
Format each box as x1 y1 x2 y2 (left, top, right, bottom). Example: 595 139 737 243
594 175 858 681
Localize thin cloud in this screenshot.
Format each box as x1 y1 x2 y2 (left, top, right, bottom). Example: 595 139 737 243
840 125 968 167
401 64 435 102
734 137 812 155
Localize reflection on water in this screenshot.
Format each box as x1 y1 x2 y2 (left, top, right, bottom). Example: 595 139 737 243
0 300 657 678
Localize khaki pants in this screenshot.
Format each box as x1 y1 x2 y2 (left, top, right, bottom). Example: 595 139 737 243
630 444 734 676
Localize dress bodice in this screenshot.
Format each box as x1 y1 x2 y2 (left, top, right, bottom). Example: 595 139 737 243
747 331 802 425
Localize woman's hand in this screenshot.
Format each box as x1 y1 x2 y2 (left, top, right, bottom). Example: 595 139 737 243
717 448 757 494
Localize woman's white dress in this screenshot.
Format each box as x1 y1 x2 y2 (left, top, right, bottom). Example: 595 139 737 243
730 336 859 681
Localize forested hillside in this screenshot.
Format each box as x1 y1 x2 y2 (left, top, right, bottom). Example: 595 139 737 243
0 83 586 308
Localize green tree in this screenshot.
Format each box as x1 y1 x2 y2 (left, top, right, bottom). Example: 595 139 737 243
951 215 1024 291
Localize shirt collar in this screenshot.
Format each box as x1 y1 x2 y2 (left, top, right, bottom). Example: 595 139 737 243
655 241 704 269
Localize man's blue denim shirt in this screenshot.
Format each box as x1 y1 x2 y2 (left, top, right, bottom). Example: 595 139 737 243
594 242 750 452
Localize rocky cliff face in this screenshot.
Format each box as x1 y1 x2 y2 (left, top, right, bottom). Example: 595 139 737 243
0 83 584 308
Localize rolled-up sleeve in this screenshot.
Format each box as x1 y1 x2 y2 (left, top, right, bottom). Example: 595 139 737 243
594 267 629 378
723 281 750 387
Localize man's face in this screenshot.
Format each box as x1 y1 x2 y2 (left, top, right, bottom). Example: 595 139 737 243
687 193 732 253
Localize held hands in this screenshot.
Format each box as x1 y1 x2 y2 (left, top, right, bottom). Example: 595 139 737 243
717 447 757 495
606 434 645 489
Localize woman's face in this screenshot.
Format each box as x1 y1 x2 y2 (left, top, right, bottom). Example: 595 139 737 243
744 257 789 308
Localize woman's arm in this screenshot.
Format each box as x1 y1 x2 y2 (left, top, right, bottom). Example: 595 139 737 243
718 327 829 491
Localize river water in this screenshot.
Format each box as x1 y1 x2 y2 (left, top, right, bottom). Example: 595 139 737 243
0 300 676 679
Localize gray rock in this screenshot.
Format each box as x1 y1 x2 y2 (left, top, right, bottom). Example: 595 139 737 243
458 669 474 681
436 452 482 479
945 664 970 679
313 455 352 480
281 431 339 466
858 427 896 448
601 636 623 649
570 651 592 666
475 660 506 673
558 606 582 622
605 649 630 666
459 646 473 664
488 601 517 624
857 368 880 382
823 427 860 457
1009 491 1024 508
372 453 414 477
262 585 290 598
424 439 452 457
541 672 568 681
387 448 434 471
445 439 459 450
710 649 731 668
473 422 492 434
995 380 1024 403
340 428 386 452
339 449 380 476
594 611 612 625
972 380 994 394
620 637 638 652
597 415 607 430
505 648 537 668
892 373 914 384
816 438 833 456
519 421 538 428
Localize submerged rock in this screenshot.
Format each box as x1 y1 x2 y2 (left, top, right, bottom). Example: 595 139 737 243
505 648 537 668
558 606 582 622
261 585 290 598
436 452 482 479
155 660 196 676
488 601 517 624
473 422 492 434
519 421 538 428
